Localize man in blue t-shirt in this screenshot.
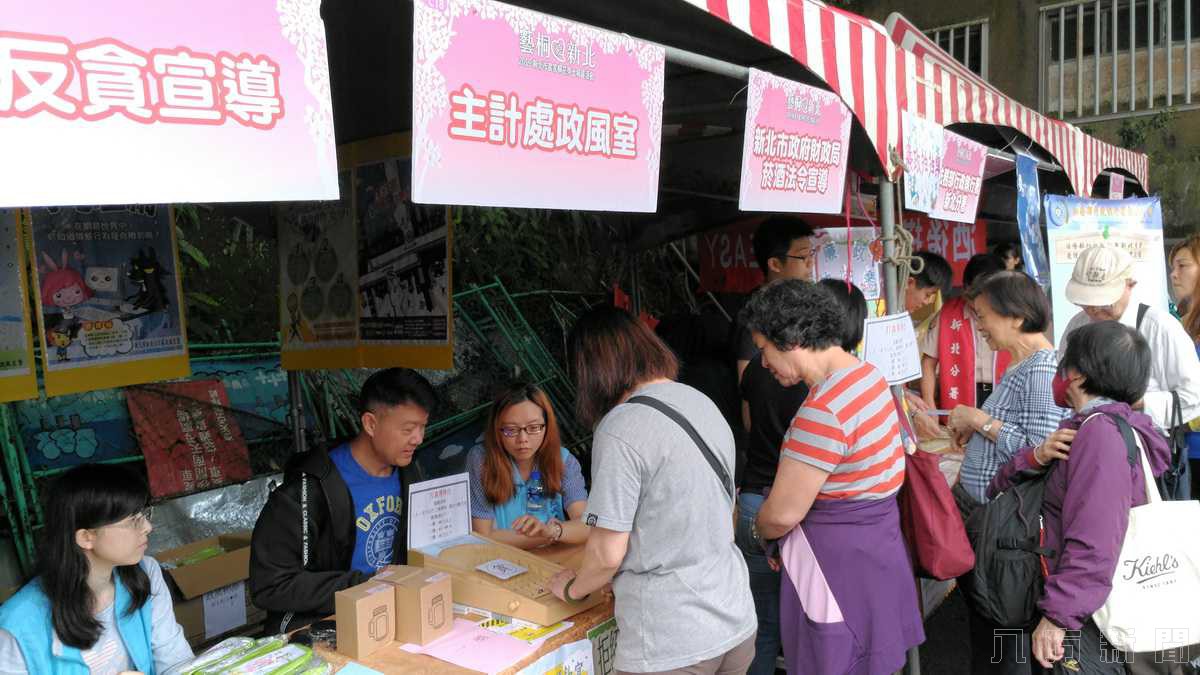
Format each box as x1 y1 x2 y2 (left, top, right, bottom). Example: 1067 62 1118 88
250 368 437 633
330 444 404 574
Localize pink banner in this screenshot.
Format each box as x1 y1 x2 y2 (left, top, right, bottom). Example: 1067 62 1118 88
412 0 664 212
0 0 337 207
929 131 986 224
738 69 851 214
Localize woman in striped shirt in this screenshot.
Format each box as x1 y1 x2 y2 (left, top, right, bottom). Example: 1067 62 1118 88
743 279 924 675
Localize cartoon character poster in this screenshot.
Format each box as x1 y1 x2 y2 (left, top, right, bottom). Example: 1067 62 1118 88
30 205 189 397
0 210 38 402
278 170 360 370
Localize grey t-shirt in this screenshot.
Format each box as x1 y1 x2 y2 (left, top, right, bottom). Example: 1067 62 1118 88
585 381 756 673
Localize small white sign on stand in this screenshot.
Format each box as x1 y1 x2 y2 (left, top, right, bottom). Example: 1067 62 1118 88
861 313 922 385
407 472 472 552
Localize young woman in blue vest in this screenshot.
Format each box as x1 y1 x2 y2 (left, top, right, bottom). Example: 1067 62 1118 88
0 464 192 674
467 383 590 549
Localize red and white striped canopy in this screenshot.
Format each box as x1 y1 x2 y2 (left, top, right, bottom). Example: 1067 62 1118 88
678 0 904 178
887 13 1147 196
678 0 1149 196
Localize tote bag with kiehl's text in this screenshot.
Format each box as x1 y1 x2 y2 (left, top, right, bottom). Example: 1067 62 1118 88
1092 414 1200 653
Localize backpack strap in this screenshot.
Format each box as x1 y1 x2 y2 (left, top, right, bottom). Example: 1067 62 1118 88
627 396 735 502
1136 303 1149 331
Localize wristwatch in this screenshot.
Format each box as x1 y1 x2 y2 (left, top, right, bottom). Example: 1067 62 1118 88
550 519 564 543
981 418 997 434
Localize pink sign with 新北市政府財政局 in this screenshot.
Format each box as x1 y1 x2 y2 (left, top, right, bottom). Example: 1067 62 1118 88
411 0 664 212
0 0 338 207
738 69 852 214
929 130 987 224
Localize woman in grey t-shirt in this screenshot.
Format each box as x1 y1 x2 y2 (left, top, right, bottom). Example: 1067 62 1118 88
549 307 756 675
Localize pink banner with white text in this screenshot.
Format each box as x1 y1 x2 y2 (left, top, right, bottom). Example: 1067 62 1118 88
738 69 851 214
411 0 665 212
0 0 338 207
929 131 986 224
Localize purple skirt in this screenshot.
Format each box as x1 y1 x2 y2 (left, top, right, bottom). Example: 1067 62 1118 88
779 496 924 675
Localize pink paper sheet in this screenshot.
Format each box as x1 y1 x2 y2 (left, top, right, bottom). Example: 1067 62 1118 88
400 618 536 674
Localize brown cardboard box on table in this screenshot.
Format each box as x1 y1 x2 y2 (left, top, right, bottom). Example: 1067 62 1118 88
335 581 396 659
156 532 264 647
375 565 453 645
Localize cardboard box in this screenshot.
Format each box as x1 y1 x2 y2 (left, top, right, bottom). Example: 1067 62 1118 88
155 532 264 646
376 565 453 645
335 581 395 659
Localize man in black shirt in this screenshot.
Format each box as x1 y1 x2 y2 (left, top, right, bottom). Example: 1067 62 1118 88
732 215 814 675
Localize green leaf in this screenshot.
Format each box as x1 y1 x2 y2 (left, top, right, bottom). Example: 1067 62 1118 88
187 292 221 307
177 235 210 268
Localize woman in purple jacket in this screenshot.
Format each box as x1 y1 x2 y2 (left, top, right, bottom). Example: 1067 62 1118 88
989 320 1170 672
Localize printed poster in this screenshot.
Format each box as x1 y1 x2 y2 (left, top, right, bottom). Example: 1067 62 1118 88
278 170 359 370
0 210 38 402
30 206 189 397
905 214 987 287
902 111 944 214
126 380 252 498
1044 195 1167 345
929 131 987 224
1015 153 1050 287
0 0 338 207
812 227 883 300
280 133 454 371
411 0 665 211
739 69 852 214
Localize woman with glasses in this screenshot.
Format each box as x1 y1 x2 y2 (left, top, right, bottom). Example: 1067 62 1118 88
0 463 192 674
467 382 590 549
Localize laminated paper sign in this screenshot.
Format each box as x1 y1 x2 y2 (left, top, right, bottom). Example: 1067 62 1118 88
412 0 665 211
0 210 38 403
929 131 987 224
739 69 852 214
812 227 883 301
902 111 944 214
0 0 338 207
29 206 189 397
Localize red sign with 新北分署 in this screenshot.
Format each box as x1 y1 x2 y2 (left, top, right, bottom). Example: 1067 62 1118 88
126 379 252 498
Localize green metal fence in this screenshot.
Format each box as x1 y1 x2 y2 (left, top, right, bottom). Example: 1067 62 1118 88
0 278 592 576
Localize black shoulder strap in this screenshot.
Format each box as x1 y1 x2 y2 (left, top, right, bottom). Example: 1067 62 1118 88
1136 303 1149 331
627 396 735 502
1101 413 1141 467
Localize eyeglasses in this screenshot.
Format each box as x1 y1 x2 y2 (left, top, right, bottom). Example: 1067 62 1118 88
785 252 812 264
499 423 546 438
105 506 154 530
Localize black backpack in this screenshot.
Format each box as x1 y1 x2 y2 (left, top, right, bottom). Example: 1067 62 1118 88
961 413 1146 628
960 464 1055 628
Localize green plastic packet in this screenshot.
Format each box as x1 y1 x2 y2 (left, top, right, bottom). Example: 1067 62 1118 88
193 637 286 675
222 644 313 674
173 637 255 675
173 545 226 568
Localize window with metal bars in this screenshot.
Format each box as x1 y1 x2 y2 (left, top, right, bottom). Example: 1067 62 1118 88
1040 0 1199 120
927 20 989 79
